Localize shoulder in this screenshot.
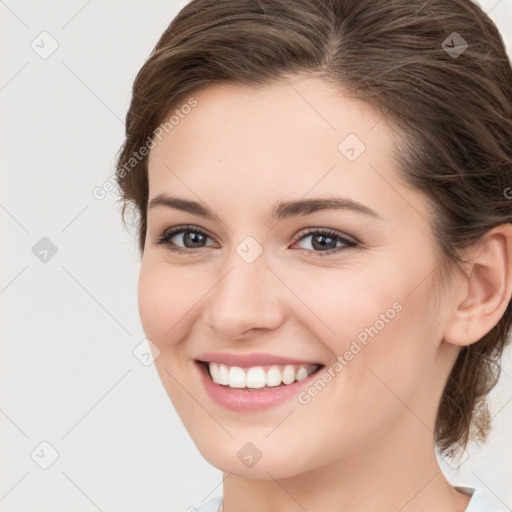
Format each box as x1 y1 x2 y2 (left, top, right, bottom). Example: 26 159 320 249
192 495 222 512
456 486 502 511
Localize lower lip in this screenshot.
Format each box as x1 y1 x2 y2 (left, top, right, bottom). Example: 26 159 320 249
196 361 323 412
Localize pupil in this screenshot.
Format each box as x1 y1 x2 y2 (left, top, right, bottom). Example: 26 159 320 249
312 234 336 251
185 231 205 248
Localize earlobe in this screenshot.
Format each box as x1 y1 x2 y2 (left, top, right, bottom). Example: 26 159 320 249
443 224 512 348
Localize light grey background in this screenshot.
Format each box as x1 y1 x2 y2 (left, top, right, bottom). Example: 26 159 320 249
1 1 511 511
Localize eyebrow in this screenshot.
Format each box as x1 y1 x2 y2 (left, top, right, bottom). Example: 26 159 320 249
148 194 382 220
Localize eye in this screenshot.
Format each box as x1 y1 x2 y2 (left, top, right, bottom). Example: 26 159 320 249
156 225 217 254
292 228 357 257
155 225 358 257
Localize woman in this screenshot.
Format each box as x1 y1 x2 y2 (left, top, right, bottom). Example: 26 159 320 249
115 0 512 510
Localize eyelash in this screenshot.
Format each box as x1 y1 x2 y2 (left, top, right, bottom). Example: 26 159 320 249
155 224 358 257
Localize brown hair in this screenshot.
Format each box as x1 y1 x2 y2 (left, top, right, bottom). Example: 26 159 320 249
115 0 512 457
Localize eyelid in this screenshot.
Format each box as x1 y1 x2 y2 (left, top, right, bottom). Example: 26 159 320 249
292 227 358 246
157 224 217 243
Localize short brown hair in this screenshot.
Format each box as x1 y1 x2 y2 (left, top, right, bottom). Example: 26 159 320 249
115 0 512 457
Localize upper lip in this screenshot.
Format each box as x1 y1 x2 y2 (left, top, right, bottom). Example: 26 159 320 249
195 352 324 368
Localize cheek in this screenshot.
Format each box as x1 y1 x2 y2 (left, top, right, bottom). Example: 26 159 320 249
293 258 438 408
279 263 404 350
137 259 204 345
137 260 200 406
137 265 170 343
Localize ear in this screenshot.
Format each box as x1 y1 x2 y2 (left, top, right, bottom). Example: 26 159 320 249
443 223 512 347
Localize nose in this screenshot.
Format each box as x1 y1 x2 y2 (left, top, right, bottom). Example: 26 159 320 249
202 245 286 340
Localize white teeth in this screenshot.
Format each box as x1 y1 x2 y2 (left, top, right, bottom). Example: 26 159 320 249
207 362 318 389
228 366 246 388
282 364 296 385
266 366 282 387
209 362 220 383
218 363 229 385
296 366 309 381
246 367 267 388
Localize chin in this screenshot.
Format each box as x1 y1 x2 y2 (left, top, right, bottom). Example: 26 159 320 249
191 432 321 481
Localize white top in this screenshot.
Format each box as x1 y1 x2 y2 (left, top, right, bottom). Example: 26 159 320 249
456 486 501 511
193 487 500 511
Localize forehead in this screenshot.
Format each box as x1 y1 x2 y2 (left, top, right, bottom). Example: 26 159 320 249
146 76 426 223
149 75 389 167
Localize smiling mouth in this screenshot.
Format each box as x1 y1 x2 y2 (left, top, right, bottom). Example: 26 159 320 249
198 361 324 391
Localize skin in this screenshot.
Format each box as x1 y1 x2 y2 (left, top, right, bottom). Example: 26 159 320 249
138 74 512 511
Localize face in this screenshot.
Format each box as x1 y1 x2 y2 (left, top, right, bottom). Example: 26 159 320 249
138 75 458 480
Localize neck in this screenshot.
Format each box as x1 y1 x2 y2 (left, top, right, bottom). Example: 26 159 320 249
220 419 471 512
